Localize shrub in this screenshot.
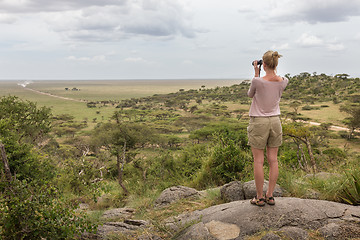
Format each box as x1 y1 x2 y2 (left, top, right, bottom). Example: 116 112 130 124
322 148 347 163
0 180 96 239
208 132 250 185
57 158 103 200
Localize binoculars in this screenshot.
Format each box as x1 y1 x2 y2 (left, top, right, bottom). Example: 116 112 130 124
252 60 263 66
252 60 263 76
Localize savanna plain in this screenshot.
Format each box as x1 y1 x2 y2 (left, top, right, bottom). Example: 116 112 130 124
0 74 359 239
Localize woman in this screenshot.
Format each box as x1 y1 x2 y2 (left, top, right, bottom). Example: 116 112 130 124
247 50 288 206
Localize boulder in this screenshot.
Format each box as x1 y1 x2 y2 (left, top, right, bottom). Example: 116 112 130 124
101 207 135 220
205 220 240 240
176 222 217 240
96 220 149 239
220 181 245 202
319 223 341 240
97 222 138 238
261 232 281 240
278 226 309 240
167 197 360 240
318 221 360 240
243 180 283 200
154 185 200 208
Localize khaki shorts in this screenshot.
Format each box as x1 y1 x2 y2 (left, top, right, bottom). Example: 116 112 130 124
247 116 283 149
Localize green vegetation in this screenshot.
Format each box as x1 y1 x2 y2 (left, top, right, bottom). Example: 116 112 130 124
0 73 359 238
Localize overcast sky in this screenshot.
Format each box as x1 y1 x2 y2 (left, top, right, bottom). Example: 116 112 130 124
1 0 360 80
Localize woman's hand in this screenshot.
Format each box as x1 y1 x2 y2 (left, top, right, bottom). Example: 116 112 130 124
253 60 260 77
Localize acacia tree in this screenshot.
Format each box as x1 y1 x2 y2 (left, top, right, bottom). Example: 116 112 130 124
91 122 155 194
340 103 360 139
283 122 317 173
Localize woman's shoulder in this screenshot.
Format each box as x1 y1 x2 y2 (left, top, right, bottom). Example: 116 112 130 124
251 77 262 84
282 76 289 83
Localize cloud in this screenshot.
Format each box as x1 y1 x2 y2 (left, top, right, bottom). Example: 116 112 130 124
182 60 193 65
326 43 345 51
271 43 290 50
265 0 360 24
0 13 17 24
124 57 154 64
296 33 346 52
67 55 106 62
297 33 324 47
0 0 126 13
2 0 198 41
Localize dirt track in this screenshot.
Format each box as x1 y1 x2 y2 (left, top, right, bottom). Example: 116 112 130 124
24 87 88 103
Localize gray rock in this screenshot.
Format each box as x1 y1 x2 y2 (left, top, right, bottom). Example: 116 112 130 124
124 219 149 227
220 181 245 202
155 185 200 208
319 223 341 240
176 222 217 240
278 226 309 240
167 197 360 240
205 220 240 239
261 232 281 240
101 207 135 220
243 180 283 199
97 221 138 237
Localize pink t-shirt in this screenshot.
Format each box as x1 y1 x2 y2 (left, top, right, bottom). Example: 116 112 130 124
247 77 288 117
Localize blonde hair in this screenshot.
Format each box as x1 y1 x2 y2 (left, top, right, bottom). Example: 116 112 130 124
262 50 282 70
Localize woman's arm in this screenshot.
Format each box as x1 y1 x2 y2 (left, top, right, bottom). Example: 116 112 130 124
248 61 259 97
247 78 256 98
253 60 260 78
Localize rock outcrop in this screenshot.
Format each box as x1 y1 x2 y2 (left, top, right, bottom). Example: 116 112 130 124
221 180 284 202
167 197 360 240
154 185 200 208
100 207 136 220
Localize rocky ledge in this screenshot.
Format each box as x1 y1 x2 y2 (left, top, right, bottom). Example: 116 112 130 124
167 197 360 240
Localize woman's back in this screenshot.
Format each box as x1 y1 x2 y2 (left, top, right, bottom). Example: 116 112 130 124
247 77 288 116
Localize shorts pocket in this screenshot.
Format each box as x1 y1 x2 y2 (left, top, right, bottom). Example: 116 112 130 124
250 123 268 136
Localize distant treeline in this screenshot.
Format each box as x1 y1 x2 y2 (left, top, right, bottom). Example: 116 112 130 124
113 73 359 110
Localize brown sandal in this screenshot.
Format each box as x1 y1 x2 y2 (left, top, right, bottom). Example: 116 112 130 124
265 195 275 205
250 197 265 206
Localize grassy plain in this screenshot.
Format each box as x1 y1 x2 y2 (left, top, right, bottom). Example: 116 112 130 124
0 79 241 121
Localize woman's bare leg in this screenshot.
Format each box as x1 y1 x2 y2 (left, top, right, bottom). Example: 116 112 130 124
266 147 279 197
252 147 265 198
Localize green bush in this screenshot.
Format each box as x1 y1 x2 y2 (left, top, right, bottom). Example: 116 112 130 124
322 148 347 163
179 144 209 179
207 131 250 184
0 180 96 239
57 158 103 200
302 105 313 110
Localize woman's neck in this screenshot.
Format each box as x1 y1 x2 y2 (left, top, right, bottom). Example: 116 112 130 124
265 70 276 77
263 70 282 82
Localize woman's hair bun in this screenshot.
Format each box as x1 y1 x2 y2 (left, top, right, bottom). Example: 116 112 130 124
272 51 282 59
263 50 282 69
